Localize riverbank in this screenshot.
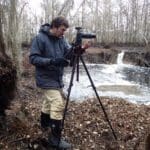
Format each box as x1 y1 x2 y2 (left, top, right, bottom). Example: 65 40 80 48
85 46 150 67
0 48 149 149
0 75 149 149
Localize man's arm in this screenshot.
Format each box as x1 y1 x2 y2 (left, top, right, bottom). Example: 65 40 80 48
63 38 73 59
63 39 91 59
30 35 70 67
29 35 51 67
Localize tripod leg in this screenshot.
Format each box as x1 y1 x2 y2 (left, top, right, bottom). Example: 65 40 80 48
79 55 117 140
62 55 78 127
76 56 80 81
56 55 78 149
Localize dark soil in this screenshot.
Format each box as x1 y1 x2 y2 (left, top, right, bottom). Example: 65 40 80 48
0 53 17 112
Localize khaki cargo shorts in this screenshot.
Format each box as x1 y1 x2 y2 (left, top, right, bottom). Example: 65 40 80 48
41 89 65 120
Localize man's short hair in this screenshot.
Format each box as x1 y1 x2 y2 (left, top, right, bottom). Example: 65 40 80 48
51 16 69 28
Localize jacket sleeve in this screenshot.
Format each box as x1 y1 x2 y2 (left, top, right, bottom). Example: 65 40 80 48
63 38 73 59
29 35 50 67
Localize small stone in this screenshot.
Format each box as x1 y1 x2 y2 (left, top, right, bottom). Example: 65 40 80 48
93 131 98 135
26 135 30 138
33 144 39 149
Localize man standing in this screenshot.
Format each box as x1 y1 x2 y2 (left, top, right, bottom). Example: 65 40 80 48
30 16 90 149
30 16 72 149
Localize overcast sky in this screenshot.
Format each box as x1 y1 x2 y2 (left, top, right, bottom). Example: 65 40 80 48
28 0 82 16
28 0 42 15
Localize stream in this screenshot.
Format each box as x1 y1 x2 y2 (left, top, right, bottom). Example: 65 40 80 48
63 51 150 105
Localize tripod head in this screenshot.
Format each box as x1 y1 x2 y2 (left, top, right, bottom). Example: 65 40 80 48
70 27 96 66
70 27 96 80
75 27 96 46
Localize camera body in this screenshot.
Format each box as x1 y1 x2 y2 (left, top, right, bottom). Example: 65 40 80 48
75 27 96 45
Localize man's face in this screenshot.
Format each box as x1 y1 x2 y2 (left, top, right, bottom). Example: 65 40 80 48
53 25 67 38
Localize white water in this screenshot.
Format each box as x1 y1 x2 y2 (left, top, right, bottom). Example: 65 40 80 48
63 53 150 105
117 51 124 65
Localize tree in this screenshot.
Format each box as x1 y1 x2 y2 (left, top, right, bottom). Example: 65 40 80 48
0 0 17 114
58 0 74 17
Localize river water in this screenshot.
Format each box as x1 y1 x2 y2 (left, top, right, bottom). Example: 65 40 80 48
63 52 150 105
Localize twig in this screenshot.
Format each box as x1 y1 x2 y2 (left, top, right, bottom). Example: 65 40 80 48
9 137 28 143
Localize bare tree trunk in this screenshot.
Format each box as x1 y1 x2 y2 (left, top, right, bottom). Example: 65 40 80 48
7 0 22 76
81 0 86 28
58 0 74 17
51 0 54 19
0 1 17 113
0 3 7 58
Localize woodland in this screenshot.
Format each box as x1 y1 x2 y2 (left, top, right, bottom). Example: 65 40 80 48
0 0 150 149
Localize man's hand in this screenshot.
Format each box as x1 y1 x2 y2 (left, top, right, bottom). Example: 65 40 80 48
50 58 69 67
73 41 91 55
81 41 91 54
82 41 91 49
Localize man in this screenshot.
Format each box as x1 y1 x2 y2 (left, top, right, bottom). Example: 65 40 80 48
30 16 90 149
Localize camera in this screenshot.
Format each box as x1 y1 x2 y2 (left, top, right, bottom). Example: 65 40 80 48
75 27 96 45
69 27 96 66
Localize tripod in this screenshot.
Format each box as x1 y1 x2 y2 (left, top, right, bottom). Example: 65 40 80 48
57 49 117 149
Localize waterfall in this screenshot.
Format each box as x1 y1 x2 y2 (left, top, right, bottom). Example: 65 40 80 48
117 51 125 65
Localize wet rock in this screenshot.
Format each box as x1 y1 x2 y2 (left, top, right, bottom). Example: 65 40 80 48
124 51 150 67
